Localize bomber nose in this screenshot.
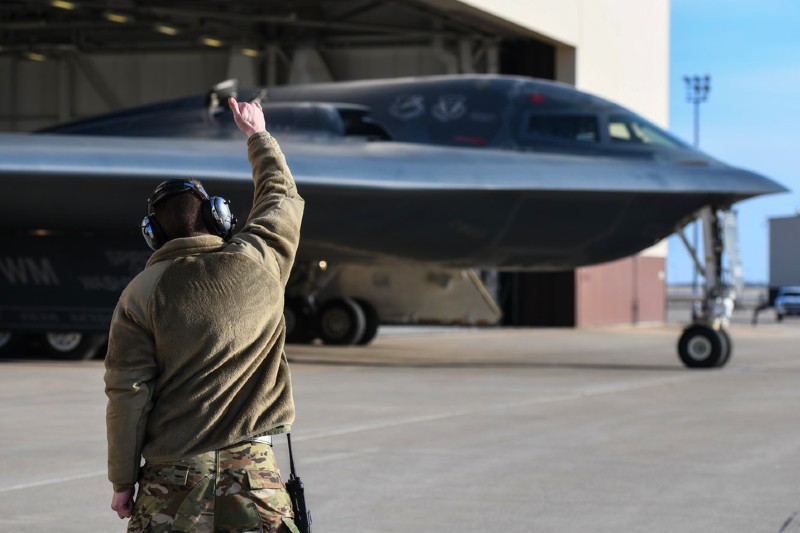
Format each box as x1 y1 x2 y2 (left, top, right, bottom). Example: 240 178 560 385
732 167 789 197
663 161 788 205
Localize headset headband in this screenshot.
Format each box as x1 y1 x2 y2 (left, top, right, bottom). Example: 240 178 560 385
147 180 209 214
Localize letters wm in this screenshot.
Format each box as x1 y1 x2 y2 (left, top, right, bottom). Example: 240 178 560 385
0 257 61 286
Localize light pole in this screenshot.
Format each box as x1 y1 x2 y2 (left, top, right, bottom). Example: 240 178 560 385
683 74 711 147
683 74 711 305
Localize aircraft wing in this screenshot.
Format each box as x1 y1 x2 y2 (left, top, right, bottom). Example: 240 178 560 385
0 132 785 270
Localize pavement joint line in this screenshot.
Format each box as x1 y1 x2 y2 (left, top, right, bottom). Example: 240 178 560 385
0 470 106 493
294 373 707 443
0 373 714 491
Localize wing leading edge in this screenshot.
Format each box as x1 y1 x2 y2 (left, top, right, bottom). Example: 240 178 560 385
0 133 785 269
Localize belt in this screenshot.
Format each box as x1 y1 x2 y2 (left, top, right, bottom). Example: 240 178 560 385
249 434 272 445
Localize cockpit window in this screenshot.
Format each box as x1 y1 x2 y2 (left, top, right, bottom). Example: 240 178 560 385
524 114 599 143
608 114 688 148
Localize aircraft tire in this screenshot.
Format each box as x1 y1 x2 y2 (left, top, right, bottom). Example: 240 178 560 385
354 299 379 346
0 330 22 358
316 298 366 345
285 298 316 344
715 328 733 367
776 313 784 322
41 331 106 360
677 325 725 369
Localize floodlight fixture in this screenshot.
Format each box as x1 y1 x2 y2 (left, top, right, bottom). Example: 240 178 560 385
50 0 78 10
155 24 180 36
201 37 225 48
24 51 47 62
683 74 711 148
104 11 132 24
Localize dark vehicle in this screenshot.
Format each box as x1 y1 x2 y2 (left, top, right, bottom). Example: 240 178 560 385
775 286 800 321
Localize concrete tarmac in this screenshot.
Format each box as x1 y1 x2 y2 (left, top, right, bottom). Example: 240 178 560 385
1 317 799 532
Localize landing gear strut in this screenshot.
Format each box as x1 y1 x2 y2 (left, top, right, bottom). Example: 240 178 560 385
676 206 735 368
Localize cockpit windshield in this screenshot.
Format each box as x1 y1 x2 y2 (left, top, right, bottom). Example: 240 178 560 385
608 114 689 148
519 113 600 144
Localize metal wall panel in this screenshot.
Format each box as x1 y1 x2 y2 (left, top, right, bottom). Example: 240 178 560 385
635 256 667 323
575 255 666 327
769 216 800 288
3 52 230 131
2 58 61 131
324 47 448 80
71 53 229 118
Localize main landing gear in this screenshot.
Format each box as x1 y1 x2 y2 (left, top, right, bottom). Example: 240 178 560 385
284 296 380 346
675 206 735 368
283 261 380 347
0 330 107 360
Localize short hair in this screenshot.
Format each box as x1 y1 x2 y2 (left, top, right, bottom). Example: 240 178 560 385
153 179 209 241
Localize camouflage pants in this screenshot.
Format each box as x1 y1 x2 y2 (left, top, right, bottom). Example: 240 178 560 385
128 441 300 533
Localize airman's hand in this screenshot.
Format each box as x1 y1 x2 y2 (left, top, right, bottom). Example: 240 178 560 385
111 487 135 519
228 97 266 137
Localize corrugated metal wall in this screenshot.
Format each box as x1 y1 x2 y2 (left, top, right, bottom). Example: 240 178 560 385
769 215 800 289
323 47 447 80
1 53 230 132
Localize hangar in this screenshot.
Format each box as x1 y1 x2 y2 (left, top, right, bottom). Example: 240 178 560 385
0 0 670 329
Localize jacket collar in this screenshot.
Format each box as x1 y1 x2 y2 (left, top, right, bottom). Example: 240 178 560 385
146 235 225 268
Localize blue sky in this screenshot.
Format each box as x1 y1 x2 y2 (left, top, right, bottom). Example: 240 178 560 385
667 0 800 284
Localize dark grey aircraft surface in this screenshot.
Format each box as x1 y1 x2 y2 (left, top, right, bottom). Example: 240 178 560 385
0 75 786 366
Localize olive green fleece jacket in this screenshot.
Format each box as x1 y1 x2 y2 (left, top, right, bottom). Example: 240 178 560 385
104 132 304 492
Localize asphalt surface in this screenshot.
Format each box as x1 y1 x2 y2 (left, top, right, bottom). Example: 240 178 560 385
1 310 799 532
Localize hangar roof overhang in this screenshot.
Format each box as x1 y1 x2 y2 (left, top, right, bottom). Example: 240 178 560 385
0 0 555 58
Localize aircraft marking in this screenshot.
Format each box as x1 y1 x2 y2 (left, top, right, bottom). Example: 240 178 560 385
105 250 151 273
389 94 425 120
431 95 467 122
78 275 133 292
0 257 60 286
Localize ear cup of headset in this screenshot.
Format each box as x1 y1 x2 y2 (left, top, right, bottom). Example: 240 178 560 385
141 214 168 251
202 196 237 240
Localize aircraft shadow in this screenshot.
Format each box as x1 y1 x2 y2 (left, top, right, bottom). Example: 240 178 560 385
286 357 684 372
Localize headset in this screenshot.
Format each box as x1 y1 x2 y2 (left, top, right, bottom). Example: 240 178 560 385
140 179 237 251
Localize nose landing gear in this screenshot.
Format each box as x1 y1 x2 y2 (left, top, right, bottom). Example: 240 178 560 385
675 206 736 369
